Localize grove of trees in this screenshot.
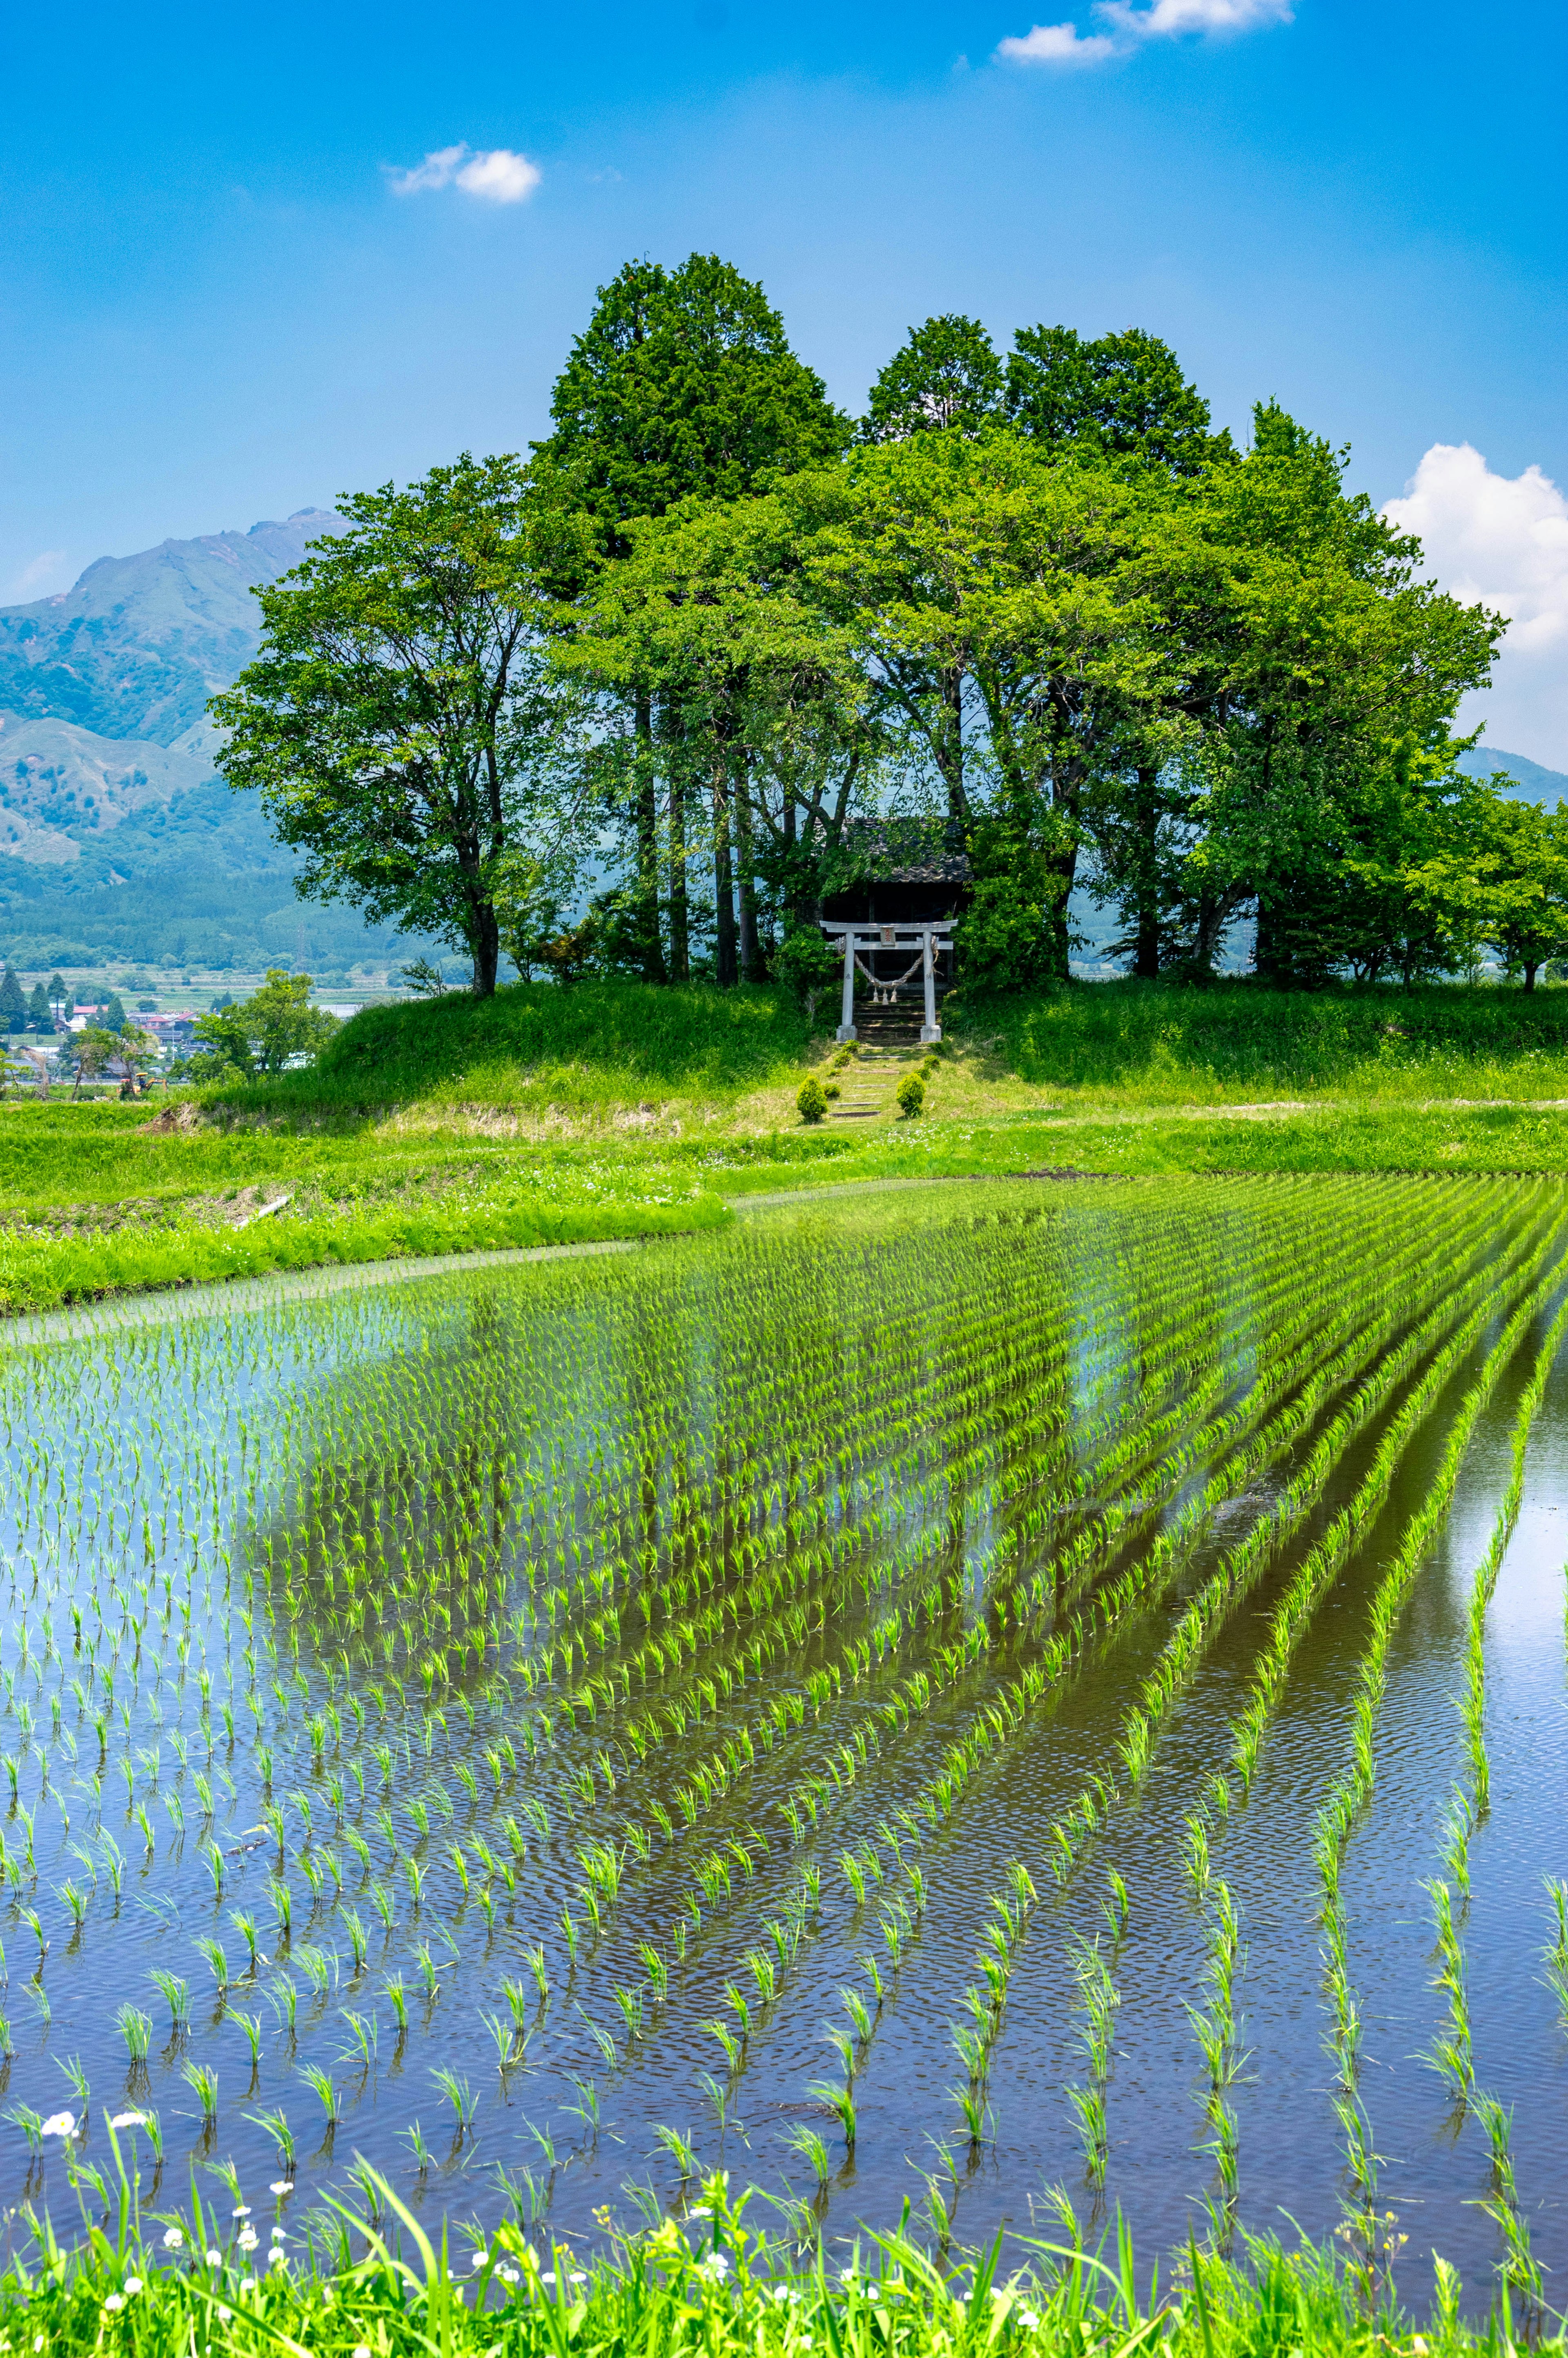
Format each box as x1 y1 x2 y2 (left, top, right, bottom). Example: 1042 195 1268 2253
213 256 1564 998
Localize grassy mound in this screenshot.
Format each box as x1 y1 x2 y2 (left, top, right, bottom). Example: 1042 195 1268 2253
233 980 814 1116
962 980 1568 1098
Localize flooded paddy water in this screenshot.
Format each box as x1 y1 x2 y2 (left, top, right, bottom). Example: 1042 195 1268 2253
2 1172 1568 2307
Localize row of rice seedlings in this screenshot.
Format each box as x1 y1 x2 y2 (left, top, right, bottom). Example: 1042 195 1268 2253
1064 1922 1118 2196
1187 1881 1247 2244
1307 1255 1568 2306
601 1198 1556 2188
1417 1282 1568 2311
1043 1192 1566 1904
989 1179 1516 1647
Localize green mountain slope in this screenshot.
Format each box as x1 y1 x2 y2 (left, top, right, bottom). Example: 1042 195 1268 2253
0 510 339 744
0 509 439 974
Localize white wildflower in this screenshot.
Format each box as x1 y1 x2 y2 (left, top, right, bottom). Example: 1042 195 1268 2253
40 2111 76 2139
237 2228 259 2252
269 2180 294 2196
163 2228 185 2251
109 2112 146 2131
123 2279 144 2297
102 2294 125 2314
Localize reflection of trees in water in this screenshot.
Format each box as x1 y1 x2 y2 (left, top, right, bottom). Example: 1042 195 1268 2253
254 1285 538 1683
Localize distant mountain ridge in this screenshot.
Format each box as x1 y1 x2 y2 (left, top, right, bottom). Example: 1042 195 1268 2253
0 510 341 746
1457 746 1568 804
0 506 443 976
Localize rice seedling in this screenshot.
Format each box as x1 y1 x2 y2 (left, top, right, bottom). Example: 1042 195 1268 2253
301 2063 339 2125
432 2066 479 2138
116 2004 152 2065
653 2122 699 2180
786 2122 831 2191
182 2060 219 2126
1543 1877 1568 2023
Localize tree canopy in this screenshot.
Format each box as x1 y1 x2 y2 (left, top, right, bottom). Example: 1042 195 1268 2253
214 256 1535 1001
212 456 595 996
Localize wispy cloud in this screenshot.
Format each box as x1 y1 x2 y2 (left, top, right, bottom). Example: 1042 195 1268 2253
386 144 541 204
7 550 71 603
1385 443 1568 771
1102 0 1292 33
996 0 1289 66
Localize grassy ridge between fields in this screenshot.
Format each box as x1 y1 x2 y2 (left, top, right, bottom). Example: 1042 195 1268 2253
0 2163 1544 2356
8 977 1568 1316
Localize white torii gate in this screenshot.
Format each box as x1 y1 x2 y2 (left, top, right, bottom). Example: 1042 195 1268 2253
823 923 952 1045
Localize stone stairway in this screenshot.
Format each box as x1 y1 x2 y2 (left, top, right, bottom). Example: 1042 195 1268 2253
826 1001 933 1120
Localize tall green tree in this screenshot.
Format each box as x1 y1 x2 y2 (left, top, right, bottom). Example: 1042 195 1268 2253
0 966 25 1033
1405 784 1568 990
773 430 1163 981
211 456 594 998
561 488 874 974
538 254 848 984
860 315 1004 443
1006 325 1224 476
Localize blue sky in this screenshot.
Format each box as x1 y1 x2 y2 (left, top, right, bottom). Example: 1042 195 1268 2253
3 0 1565 758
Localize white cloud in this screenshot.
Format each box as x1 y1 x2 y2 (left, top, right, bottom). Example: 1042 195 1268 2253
1385 443 1568 772
996 0 1287 65
996 20 1118 62
1100 0 1292 35
7 550 71 603
386 144 541 204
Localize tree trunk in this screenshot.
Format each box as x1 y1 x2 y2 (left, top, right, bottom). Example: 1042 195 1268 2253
634 689 667 985
1043 726 1082 986
940 668 968 828
1524 961 1539 991
471 900 500 996
734 757 759 982
713 749 738 989
668 768 690 984
663 698 690 983
1253 897 1283 986
1133 765 1160 979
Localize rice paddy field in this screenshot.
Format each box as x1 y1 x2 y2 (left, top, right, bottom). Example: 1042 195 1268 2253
3 1172 1568 2317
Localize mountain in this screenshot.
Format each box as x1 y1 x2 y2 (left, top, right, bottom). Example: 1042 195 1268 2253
1456 746 1568 803
0 511 339 746
0 510 438 978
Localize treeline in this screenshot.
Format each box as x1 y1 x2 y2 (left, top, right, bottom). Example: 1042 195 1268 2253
214 255 1561 998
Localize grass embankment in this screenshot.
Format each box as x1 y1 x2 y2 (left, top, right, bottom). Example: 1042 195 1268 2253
0 2169 1541 2358
8 977 1568 1314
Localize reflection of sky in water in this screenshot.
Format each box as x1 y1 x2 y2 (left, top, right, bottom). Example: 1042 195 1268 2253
0 1177 1563 2312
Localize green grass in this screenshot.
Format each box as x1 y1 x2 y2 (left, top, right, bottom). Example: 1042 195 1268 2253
234 977 813 1116
8 978 1568 1317
957 979 1568 1102
0 2160 1541 2358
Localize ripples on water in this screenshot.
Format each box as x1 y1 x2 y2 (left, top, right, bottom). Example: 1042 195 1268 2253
0 1174 1564 2309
